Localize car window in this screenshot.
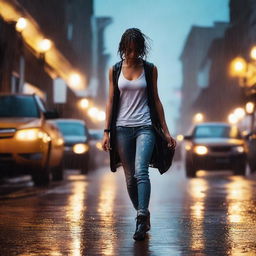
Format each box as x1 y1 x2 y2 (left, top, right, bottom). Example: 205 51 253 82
194 125 241 139
0 95 39 118
89 129 103 140
57 122 86 136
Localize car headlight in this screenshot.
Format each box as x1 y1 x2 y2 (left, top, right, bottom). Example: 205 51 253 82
73 143 89 154
96 141 103 151
15 128 51 142
233 146 245 153
194 145 208 155
185 144 192 151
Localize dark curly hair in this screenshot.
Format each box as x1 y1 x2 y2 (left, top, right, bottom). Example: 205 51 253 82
118 28 151 60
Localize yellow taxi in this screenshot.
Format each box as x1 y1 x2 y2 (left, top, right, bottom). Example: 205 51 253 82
0 94 64 185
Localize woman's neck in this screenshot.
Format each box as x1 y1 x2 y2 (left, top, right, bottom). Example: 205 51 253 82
123 58 142 67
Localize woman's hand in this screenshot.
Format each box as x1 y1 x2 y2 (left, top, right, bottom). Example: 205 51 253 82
164 133 176 148
102 133 111 152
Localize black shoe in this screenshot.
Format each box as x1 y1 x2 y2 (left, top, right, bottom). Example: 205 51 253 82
133 214 150 241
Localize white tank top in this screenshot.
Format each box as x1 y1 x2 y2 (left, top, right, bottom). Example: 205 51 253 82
116 67 152 127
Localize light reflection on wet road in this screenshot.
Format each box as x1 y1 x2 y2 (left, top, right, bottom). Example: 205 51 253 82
0 164 256 255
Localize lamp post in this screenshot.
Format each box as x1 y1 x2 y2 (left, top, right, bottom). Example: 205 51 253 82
193 112 204 124
15 17 27 93
230 49 256 132
245 101 255 132
38 38 52 61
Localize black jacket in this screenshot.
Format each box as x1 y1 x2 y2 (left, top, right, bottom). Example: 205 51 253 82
109 59 175 174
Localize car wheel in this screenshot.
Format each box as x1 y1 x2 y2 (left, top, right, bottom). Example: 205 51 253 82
233 162 246 176
31 166 50 186
185 161 197 178
248 158 256 173
52 160 64 181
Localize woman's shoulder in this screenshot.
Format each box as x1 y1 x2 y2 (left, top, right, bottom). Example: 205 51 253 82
143 60 157 74
112 61 122 71
144 60 154 67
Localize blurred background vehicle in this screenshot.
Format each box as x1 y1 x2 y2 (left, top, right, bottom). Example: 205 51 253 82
246 131 256 173
53 119 90 174
0 94 64 186
88 129 109 169
183 122 247 177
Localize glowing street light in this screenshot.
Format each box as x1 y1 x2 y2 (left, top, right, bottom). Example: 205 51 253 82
97 111 106 121
69 73 82 89
87 107 106 122
228 113 238 124
176 134 184 142
88 107 98 119
79 98 89 109
38 39 52 53
250 46 256 60
16 17 27 32
230 57 247 77
234 107 245 120
193 113 204 123
245 102 255 114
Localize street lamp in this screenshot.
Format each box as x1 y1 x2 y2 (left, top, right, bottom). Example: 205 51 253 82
230 57 247 78
234 107 246 120
230 50 256 132
193 112 204 123
38 38 52 61
176 134 184 142
87 107 106 122
16 17 27 33
79 98 89 109
38 39 52 53
228 113 239 125
15 17 28 93
69 73 82 90
245 102 255 114
88 107 98 119
250 46 256 60
97 111 106 122
245 101 255 131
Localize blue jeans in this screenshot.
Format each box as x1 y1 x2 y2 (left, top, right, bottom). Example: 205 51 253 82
116 125 156 216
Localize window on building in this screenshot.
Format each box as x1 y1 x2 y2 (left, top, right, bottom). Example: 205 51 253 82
198 60 211 88
11 72 20 93
67 23 73 41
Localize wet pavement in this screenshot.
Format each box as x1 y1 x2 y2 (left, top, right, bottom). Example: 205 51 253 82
1 163 256 256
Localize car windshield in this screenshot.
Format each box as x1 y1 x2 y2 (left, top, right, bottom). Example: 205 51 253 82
194 125 241 139
89 129 103 140
0 95 39 118
57 122 86 136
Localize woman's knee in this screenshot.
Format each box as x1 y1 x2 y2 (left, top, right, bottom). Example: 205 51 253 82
134 171 150 183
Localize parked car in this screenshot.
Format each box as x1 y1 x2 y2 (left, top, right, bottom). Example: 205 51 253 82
184 122 247 177
246 131 256 173
53 119 90 173
0 94 64 185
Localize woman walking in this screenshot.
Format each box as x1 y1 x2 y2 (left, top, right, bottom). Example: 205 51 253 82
102 28 176 241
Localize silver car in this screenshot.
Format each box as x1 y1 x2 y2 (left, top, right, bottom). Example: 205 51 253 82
184 122 247 177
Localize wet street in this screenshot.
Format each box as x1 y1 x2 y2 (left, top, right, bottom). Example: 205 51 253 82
1 163 256 256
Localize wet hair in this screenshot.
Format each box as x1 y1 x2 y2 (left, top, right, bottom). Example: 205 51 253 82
118 28 151 60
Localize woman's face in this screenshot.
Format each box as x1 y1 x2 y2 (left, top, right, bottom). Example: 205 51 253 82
124 41 139 60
